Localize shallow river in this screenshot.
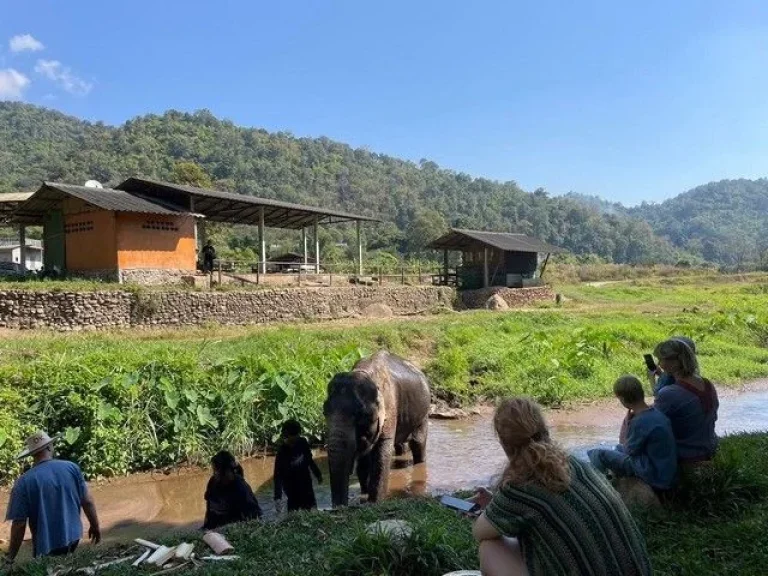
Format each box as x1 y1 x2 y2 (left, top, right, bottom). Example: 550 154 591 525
2 387 767 546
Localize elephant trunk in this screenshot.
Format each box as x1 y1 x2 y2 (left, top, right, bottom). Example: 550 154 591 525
326 416 357 507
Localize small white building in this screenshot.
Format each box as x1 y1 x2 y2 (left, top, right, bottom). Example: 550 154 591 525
0 240 44 271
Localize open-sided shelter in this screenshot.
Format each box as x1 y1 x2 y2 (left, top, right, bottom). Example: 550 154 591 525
427 228 566 289
10 178 377 283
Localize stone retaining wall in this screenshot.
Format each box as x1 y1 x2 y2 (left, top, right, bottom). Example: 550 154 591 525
0 286 456 331
459 286 555 309
119 269 196 286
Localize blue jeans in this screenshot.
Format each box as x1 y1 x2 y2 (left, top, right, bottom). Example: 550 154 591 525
588 448 635 478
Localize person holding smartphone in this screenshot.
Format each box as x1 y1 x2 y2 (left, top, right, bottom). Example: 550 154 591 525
647 336 696 396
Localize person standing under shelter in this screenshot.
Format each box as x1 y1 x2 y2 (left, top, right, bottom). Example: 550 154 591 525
3 431 101 567
201 240 216 273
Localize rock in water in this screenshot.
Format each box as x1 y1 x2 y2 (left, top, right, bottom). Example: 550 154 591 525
485 294 509 311
362 303 394 318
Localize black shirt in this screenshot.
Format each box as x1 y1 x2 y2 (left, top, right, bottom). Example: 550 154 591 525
203 474 261 530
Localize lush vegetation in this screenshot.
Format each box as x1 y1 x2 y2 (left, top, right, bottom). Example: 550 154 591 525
2 276 768 482
0 102 682 265
13 432 768 576
570 178 768 269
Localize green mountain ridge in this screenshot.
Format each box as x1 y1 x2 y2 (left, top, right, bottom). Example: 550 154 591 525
0 101 734 265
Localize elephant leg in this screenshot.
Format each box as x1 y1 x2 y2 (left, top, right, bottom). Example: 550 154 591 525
394 443 406 457
367 437 395 503
408 420 428 465
356 453 372 496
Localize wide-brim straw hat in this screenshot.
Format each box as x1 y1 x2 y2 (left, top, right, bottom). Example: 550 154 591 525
17 430 59 459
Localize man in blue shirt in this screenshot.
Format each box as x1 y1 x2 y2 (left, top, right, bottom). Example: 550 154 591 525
3 431 101 567
589 375 678 491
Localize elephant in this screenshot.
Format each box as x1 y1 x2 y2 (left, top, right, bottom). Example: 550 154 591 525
323 350 431 507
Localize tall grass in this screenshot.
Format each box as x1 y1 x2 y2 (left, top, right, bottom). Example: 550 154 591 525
2 276 768 482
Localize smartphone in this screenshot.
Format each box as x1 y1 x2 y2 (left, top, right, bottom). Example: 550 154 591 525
440 495 479 513
643 354 657 372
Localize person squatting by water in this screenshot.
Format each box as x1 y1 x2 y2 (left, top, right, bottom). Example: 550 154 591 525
202 450 262 530
588 375 678 492
471 397 651 576
273 419 323 513
3 431 101 567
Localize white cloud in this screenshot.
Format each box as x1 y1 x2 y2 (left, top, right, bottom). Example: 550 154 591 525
9 34 44 53
34 59 92 96
0 68 30 100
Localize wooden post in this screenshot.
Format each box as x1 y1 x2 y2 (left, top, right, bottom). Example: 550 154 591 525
314 217 320 275
259 206 266 275
539 252 551 279
401 262 405 285
443 249 449 286
417 263 422 285
217 261 222 285
302 228 308 266
378 267 382 286
356 220 363 277
298 264 302 286
483 247 489 288
18 226 27 273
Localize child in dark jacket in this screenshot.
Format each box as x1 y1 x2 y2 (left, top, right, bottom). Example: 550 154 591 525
203 450 262 530
273 420 322 512
588 375 678 491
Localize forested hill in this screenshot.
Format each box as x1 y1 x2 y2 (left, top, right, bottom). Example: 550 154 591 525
627 179 768 268
0 101 679 263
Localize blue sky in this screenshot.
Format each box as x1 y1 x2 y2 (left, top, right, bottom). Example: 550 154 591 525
2 1 768 205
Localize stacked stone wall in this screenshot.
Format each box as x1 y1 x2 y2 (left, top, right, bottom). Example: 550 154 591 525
459 286 555 309
0 286 455 331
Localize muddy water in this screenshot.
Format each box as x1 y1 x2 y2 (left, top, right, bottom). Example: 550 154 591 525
2 388 767 546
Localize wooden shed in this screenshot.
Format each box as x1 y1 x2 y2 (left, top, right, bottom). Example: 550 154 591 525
427 229 566 289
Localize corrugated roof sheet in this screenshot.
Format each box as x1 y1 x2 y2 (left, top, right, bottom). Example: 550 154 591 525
117 177 379 229
11 182 188 224
0 192 34 204
427 229 567 253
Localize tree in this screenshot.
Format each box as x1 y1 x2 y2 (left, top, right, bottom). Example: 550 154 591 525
171 161 213 189
404 209 447 255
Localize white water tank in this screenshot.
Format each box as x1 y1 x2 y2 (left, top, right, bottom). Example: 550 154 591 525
84 180 103 188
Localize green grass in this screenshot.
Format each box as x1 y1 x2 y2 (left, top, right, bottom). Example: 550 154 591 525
12 433 768 576
3 275 768 481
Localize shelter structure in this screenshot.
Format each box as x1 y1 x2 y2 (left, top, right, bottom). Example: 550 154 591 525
265 252 318 273
427 228 566 289
9 178 377 284
0 192 35 272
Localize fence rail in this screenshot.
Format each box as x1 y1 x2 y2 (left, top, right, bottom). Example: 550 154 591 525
205 259 443 287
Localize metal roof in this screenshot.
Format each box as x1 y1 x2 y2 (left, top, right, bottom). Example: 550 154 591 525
117 177 379 230
0 192 35 223
11 182 188 224
427 229 567 254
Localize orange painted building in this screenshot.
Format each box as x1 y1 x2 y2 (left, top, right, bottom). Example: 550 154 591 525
15 183 198 282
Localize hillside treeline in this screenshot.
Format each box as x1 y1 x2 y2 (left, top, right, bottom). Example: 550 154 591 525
0 102 684 264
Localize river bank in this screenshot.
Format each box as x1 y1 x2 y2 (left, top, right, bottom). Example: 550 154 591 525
8 431 768 576
3 382 766 551
4 276 768 481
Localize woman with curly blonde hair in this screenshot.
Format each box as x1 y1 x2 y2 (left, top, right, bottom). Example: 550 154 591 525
472 397 651 576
